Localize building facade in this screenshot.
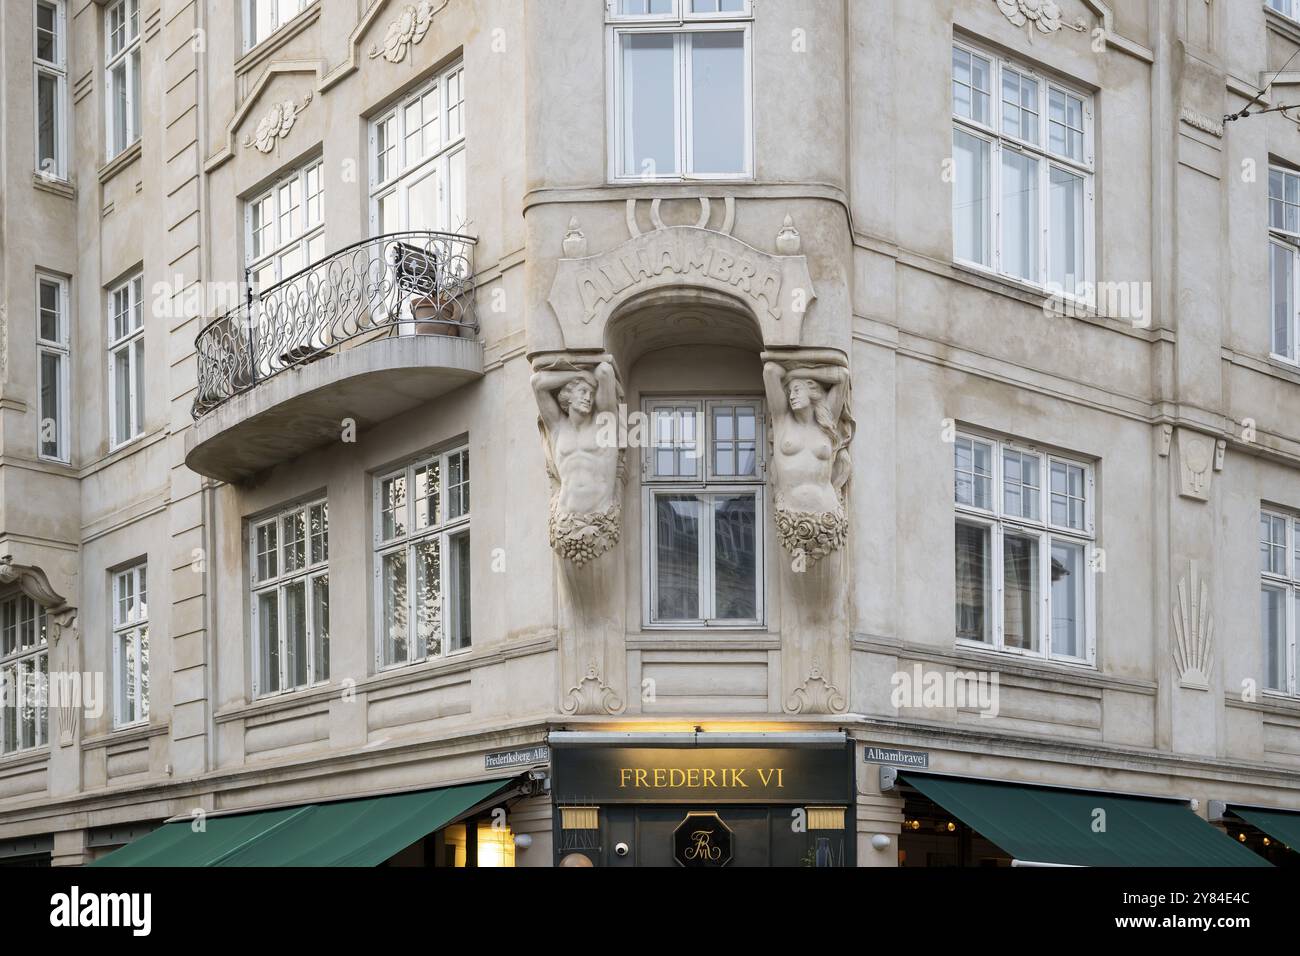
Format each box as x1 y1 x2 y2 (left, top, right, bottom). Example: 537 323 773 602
0 0 1298 867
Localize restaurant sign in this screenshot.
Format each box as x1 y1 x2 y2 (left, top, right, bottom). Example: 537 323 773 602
551 746 851 805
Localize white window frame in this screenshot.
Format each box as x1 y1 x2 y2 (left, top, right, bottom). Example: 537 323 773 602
0 593 48 756
104 0 141 160
243 0 316 51
1268 165 1300 364
245 158 325 291
606 0 754 182
250 498 329 698
368 61 467 236
953 432 1097 665
373 446 471 669
1268 0 1299 22
1260 509 1300 696
107 273 145 449
642 396 765 629
36 273 70 463
112 562 149 728
951 39 1095 298
34 0 68 179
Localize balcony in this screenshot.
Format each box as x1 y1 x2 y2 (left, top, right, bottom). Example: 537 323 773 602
185 231 482 482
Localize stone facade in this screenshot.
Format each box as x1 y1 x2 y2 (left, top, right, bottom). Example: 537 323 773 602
0 0 1297 867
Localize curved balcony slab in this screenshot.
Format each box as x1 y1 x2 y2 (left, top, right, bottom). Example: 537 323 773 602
185 335 482 482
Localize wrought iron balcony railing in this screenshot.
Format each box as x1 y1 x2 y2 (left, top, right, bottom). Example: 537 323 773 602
192 231 478 418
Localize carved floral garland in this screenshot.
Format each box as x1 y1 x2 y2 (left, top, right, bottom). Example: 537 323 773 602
774 504 849 569
369 0 448 63
548 502 621 567
994 0 1086 40
243 94 312 153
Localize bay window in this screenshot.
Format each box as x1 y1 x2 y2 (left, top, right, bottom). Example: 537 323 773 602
369 62 466 235
608 0 752 180
247 158 325 292
643 398 764 627
375 448 471 668
1260 509 1300 694
251 499 329 696
108 273 144 448
105 0 140 159
35 0 67 178
1269 165 1300 362
37 274 70 462
951 42 1093 297
954 433 1095 662
112 563 149 726
0 594 48 755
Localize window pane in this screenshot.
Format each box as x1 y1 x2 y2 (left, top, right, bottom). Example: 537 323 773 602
137 627 149 720
952 47 990 124
690 32 745 174
448 532 471 651
39 280 61 341
1272 242 1294 358
655 494 700 621
1 666 15 751
312 574 329 681
1049 166 1085 294
381 474 407 540
415 460 441 531
1002 449 1041 520
113 344 132 443
712 494 756 620
954 436 993 509
1001 149 1039 281
955 521 991 642
284 580 308 689
1003 532 1040 651
653 406 700 478
1262 587 1287 692
256 521 278 581
414 538 441 659
448 451 470 520
282 510 305 574
1049 460 1088 530
1048 88 1085 162
112 62 128 153
40 351 62 458
37 73 58 170
310 503 328 564
36 3 58 61
1050 539 1086 658
953 129 990 266
1001 69 1039 144
1260 513 1287 575
133 338 145 436
381 550 408 666
258 590 280 694
622 33 676 177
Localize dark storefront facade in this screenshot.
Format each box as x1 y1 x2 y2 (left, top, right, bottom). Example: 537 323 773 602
550 732 855 867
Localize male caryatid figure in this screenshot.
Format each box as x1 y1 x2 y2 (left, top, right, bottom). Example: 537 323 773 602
762 355 855 570
532 360 622 566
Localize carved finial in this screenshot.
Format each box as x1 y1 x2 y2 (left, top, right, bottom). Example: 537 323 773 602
775 214 801 255
562 217 587 258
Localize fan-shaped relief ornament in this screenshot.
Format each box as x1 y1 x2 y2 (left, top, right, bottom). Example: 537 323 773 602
1173 561 1214 690
994 0 1087 40
243 94 313 154
369 0 448 63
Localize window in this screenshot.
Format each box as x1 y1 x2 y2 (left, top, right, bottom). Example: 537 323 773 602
643 398 764 627
37 274 70 462
951 42 1093 297
1268 166 1300 362
1269 0 1299 21
112 563 149 726
245 0 315 50
375 449 471 667
1260 509 1300 694
954 433 1095 662
608 0 753 180
251 500 329 696
369 62 467 235
247 159 325 292
34 0 67 178
105 0 140 159
108 274 144 448
0 593 48 755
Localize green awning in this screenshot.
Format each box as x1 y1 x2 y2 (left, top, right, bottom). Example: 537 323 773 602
902 773 1270 867
90 780 509 867
1231 806 1300 851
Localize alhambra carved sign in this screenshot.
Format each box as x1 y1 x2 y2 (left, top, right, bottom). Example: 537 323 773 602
548 226 816 349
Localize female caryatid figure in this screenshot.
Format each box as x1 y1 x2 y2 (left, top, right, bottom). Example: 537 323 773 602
762 356 855 570
532 361 623 566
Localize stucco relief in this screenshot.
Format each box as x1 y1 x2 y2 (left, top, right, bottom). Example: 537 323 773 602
1172 561 1213 691
1176 428 1224 501
547 200 816 351
368 0 448 63
242 94 312 153
994 0 1087 39
762 350 855 570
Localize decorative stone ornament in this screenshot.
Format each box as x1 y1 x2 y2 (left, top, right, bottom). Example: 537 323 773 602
1176 429 1215 501
1173 561 1214 690
775 214 801 255
994 0 1087 40
762 350 856 569
784 660 847 715
562 217 587 258
0 557 80 746
368 0 447 63
561 660 625 716
243 94 312 153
